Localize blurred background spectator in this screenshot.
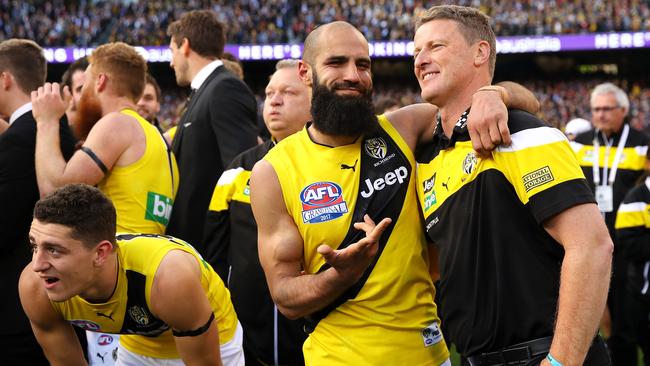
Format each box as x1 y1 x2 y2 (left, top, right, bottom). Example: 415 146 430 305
1 0 649 47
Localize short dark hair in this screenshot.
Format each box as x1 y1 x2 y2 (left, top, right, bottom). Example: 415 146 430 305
416 5 496 77
33 184 116 247
145 73 161 101
167 10 225 59
0 39 47 93
61 57 89 90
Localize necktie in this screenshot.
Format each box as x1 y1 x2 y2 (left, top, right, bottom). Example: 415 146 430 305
180 88 196 117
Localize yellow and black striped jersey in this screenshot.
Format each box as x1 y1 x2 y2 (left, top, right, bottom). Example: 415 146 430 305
416 109 595 356
571 125 649 236
204 139 307 365
264 117 450 366
615 177 650 300
51 234 237 359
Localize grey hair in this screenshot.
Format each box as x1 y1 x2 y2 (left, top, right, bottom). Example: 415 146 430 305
591 83 629 113
275 59 299 70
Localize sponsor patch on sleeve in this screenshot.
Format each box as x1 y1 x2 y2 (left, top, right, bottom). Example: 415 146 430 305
300 182 349 223
422 321 444 348
523 166 554 192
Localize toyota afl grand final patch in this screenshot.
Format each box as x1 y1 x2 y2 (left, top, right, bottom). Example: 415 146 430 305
301 181 349 223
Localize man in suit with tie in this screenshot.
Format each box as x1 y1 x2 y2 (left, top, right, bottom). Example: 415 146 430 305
165 10 259 252
0 38 76 365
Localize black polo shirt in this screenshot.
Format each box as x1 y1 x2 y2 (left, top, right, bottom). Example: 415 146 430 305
415 109 595 356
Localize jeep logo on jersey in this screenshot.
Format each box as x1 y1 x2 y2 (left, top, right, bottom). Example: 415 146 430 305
423 173 436 194
300 182 349 223
69 319 100 331
360 166 408 198
365 137 387 159
463 152 478 174
145 192 173 225
97 334 114 346
128 306 150 326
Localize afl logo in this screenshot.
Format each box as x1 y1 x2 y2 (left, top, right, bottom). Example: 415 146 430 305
69 319 101 331
365 137 387 159
300 182 349 223
98 334 114 346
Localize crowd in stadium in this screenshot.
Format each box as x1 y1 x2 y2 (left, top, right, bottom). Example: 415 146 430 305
151 78 650 134
1 2 650 366
1 0 649 47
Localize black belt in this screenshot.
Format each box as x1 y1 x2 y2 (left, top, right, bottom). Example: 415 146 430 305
466 336 552 366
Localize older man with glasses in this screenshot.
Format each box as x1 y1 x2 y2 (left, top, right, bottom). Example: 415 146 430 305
571 82 650 366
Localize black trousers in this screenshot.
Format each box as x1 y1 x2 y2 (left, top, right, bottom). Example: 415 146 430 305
607 256 650 366
463 336 611 366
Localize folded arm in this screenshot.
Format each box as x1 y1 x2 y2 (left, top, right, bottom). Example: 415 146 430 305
32 83 132 197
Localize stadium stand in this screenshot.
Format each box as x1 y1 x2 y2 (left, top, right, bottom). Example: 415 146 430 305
1 0 649 46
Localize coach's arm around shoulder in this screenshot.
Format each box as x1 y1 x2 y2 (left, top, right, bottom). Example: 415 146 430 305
542 203 613 366
250 160 391 320
18 264 87 366
151 249 223 366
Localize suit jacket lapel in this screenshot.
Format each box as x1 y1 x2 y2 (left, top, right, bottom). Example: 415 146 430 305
172 66 225 154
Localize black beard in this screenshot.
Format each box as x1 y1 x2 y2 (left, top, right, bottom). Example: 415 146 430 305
310 76 378 137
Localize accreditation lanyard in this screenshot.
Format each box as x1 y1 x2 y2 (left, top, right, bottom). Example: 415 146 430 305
592 124 629 213
592 124 629 186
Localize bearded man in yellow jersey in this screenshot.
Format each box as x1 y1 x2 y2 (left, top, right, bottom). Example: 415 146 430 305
250 21 539 366
19 184 242 366
31 42 178 235
30 43 181 364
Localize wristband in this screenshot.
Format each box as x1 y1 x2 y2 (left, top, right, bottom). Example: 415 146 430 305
475 85 509 107
546 353 564 366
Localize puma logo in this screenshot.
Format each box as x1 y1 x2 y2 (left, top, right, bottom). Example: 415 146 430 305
96 312 114 321
340 159 358 172
441 177 450 191
97 352 107 363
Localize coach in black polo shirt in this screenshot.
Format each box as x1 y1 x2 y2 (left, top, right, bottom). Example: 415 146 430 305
413 6 613 366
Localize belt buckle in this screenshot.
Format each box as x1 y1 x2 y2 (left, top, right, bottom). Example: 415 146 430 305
501 346 532 364
480 345 531 365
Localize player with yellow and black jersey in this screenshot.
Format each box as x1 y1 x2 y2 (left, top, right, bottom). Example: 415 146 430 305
203 60 310 366
570 83 650 366
413 6 613 366
614 177 650 363
19 184 243 366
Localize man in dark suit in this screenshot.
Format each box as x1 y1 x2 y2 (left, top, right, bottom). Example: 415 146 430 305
166 10 258 252
0 39 76 365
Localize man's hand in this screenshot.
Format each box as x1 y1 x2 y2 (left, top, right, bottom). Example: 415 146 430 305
31 82 71 125
317 215 392 284
466 86 511 156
